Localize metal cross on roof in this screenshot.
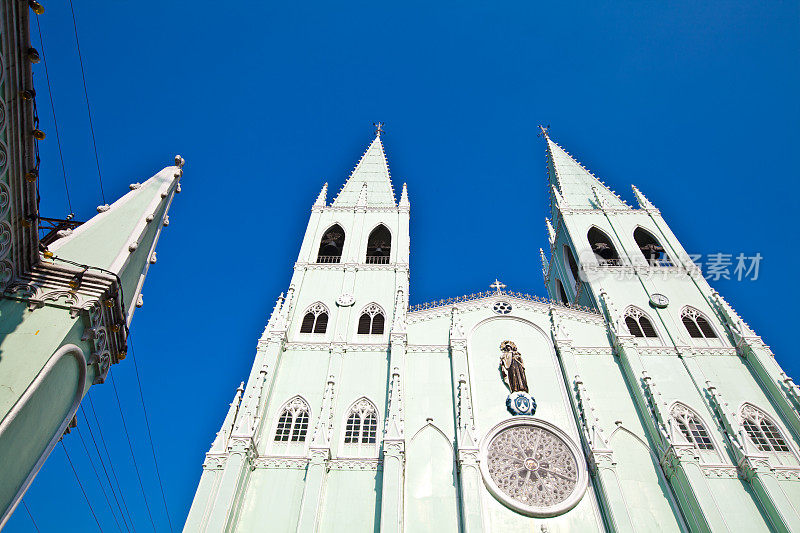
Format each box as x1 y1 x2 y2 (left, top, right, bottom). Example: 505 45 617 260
374 122 385 136
490 279 506 293
538 124 550 137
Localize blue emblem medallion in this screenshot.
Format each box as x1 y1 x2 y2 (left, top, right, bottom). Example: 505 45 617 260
507 391 537 416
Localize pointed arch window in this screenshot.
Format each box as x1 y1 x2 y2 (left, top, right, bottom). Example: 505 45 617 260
299 303 329 334
624 307 658 339
563 244 580 288
343 398 379 455
741 404 791 453
555 279 569 304
681 307 718 340
357 303 385 335
671 403 714 450
274 397 310 443
366 224 391 264
587 227 620 266
317 224 345 263
634 227 672 267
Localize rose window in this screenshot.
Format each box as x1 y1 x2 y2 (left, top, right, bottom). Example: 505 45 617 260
493 301 512 315
484 423 583 515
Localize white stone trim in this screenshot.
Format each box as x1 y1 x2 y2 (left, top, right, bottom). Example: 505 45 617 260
0 344 87 529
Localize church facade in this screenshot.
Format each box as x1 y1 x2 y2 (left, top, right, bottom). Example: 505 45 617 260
185 130 800 532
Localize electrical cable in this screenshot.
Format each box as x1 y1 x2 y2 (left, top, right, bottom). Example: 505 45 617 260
67 0 106 204
110 375 158 533
21 501 40 532
33 14 73 215
62 440 104 532
79 404 133 533
86 396 138 533
128 335 174 532
76 424 126 532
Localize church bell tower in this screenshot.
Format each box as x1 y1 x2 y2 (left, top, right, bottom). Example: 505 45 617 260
540 127 800 531
185 126 411 531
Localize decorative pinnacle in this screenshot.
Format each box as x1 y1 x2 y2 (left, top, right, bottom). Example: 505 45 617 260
399 183 409 207
538 124 550 138
490 279 506 293
374 122 385 137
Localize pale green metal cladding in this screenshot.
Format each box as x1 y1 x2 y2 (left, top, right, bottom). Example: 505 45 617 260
0 164 182 526
186 131 800 532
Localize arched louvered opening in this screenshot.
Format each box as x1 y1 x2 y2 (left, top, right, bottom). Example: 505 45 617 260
634 227 672 267
624 307 658 340
587 227 619 266
342 398 379 456
366 224 391 264
556 279 569 304
317 224 345 263
671 403 714 451
357 304 385 335
563 244 580 287
681 307 718 343
299 303 328 334
273 397 310 444
741 404 793 460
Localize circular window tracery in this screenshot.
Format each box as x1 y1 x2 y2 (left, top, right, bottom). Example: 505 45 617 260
493 301 512 315
480 418 587 517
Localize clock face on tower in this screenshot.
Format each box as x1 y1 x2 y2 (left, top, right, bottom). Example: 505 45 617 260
480 418 588 517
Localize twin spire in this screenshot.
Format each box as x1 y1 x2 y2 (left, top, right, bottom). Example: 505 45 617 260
320 125 648 215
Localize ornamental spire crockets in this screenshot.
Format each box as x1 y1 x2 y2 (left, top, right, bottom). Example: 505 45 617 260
542 130 629 218
332 128 396 207
314 182 328 207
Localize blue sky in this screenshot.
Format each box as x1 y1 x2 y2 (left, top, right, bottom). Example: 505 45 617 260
7 1 800 531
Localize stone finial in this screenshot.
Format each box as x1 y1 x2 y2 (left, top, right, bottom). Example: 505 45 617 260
174 154 185 168
631 185 658 212
545 217 555 244
539 248 549 280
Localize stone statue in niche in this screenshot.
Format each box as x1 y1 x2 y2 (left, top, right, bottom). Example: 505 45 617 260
499 340 536 416
499 340 528 393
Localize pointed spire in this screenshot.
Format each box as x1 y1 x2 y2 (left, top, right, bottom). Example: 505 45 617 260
545 218 555 244
631 185 659 212
543 133 628 217
540 248 549 280
332 133 396 207
314 182 328 207
399 183 409 208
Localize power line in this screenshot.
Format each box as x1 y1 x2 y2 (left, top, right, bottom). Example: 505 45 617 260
21 501 40 532
80 405 134 533
110 375 158 532
128 335 174 532
86 396 138 533
33 14 73 215
62 440 104 532
76 423 126 532
68 0 106 204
